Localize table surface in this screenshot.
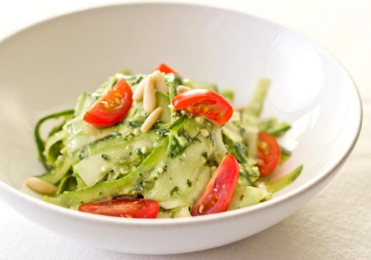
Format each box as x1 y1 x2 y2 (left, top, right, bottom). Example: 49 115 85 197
0 0 370 259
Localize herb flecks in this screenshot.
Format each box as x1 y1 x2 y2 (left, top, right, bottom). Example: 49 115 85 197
154 128 169 137
170 186 179 197
168 135 185 158
177 126 191 143
208 132 214 146
101 154 109 160
127 121 143 128
79 152 85 160
134 148 143 156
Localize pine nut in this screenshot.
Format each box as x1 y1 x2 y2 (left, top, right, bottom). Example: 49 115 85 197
177 85 192 94
153 71 168 94
143 75 156 113
141 107 163 133
200 128 209 137
26 177 58 195
255 182 268 191
133 77 147 101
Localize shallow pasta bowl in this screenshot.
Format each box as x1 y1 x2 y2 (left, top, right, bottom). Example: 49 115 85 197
0 2 362 254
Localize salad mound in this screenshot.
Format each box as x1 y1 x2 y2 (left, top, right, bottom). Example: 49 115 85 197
29 63 302 218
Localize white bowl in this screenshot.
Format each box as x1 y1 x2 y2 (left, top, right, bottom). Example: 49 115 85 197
0 2 362 254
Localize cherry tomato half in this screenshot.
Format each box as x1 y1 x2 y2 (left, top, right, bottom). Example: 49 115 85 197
154 63 181 76
78 198 159 218
83 79 133 127
172 89 233 125
257 132 281 177
191 154 239 216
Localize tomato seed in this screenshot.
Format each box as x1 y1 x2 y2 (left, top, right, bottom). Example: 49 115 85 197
257 159 264 167
197 204 205 215
258 141 268 150
197 192 219 215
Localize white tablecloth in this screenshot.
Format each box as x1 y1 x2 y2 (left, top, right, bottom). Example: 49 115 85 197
0 0 370 259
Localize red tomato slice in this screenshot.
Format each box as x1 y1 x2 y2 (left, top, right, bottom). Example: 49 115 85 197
83 79 133 127
154 63 181 76
191 154 239 216
257 132 281 177
172 89 233 125
78 198 159 218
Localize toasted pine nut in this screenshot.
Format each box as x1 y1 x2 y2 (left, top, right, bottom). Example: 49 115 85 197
177 85 192 94
143 75 156 113
133 77 147 101
26 177 58 195
141 107 163 133
153 71 168 94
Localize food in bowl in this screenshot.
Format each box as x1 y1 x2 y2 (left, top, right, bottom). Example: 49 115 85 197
27 63 302 218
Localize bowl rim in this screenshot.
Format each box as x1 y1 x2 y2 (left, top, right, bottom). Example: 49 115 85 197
0 1 363 226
